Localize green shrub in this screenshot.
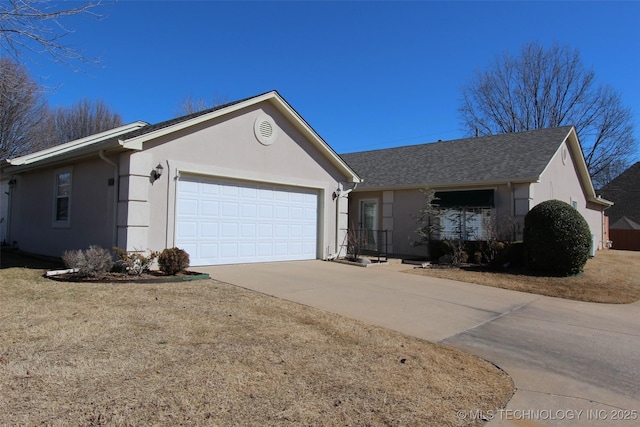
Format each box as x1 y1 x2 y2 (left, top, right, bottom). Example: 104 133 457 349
505 241 525 267
112 247 159 276
523 200 591 276
428 240 451 261
62 245 113 278
158 247 190 275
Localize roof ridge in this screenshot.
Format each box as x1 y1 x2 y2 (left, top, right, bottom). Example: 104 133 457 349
340 125 574 156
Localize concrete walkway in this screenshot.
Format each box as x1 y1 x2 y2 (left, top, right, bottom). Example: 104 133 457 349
200 260 640 426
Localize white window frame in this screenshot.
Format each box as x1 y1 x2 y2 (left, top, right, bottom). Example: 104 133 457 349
53 167 72 228
439 207 493 241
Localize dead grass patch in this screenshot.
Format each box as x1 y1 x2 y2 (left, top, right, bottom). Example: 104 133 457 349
0 255 512 426
405 250 640 304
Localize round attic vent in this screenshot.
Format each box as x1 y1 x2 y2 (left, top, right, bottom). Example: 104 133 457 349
254 115 278 145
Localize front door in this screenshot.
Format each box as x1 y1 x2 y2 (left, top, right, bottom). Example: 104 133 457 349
360 199 378 251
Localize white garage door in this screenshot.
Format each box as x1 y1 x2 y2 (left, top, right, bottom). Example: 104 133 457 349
176 177 318 266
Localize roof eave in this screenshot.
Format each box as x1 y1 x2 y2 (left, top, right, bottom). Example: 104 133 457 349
590 196 614 208
352 177 540 192
2 121 148 173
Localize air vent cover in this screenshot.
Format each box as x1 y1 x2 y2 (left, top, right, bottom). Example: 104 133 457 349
254 115 278 145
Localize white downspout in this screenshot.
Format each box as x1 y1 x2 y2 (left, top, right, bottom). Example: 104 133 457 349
99 150 119 248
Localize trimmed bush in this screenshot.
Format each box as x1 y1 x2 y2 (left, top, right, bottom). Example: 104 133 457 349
112 247 158 276
505 241 525 267
158 247 190 275
523 200 591 276
62 245 113 278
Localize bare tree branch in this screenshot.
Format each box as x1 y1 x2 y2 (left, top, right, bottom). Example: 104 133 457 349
0 0 107 68
459 42 637 187
175 95 229 117
0 57 48 158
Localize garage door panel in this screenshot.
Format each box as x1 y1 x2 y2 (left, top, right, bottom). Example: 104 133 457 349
176 178 318 266
240 224 256 237
200 222 218 237
221 202 238 217
303 224 316 238
239 243 256 257
241 203 257 218
180 180 199 194
221 243 238 258
201 201 219 216
200 243 219 259
178 199 198 216
275 206 288 219
221 222 238 237
177 221 197 237
241 186 257 198
290 224 303 237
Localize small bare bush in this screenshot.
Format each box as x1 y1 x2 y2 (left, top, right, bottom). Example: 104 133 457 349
62 245 113 278
158 247 190 275
112 247 158 276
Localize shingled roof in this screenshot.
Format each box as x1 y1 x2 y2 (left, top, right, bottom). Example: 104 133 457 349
119 93 263 140
340 126 574 190
600 162 640 226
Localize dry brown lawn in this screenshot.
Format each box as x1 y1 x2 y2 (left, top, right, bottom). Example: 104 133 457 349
0 252 512 426
405 250 640 304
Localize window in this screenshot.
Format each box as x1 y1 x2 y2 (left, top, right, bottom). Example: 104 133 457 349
433 190 495 241
54 168 72 226
440 207 492 241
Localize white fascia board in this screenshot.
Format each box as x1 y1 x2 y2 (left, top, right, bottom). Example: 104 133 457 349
121 91 362 184
6 121 148 166
562 127 602 203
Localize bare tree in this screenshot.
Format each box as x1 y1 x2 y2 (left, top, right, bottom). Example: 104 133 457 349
0 0 106 67
41 98 123 147
1 58 123 158
175 95 229 116
0 57 48 159
459 42 637 188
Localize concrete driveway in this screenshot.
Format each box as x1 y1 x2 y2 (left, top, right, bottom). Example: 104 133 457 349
201 260 640 426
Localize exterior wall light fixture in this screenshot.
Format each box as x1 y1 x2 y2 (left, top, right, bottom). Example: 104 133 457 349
151 163 164 181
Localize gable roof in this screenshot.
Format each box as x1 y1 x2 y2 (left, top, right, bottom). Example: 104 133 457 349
611 216 640 230
341 126 574 188
340 126 610 206
600 162 640 224
2 91 361 183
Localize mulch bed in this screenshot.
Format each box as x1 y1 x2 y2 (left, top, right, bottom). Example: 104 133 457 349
46 270 210 283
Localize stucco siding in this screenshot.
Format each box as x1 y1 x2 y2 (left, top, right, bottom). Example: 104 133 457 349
533 141 605 248
349 186 519 258
123 104 350 259
7 158 115 256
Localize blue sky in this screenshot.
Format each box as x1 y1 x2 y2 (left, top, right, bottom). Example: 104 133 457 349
36 1 640 159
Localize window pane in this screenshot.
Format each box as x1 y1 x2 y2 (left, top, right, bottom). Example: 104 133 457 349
56 197 69 221
57 172 71 196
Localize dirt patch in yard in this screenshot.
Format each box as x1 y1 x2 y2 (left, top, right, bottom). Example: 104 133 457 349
404 250 640 304
0 255 513 426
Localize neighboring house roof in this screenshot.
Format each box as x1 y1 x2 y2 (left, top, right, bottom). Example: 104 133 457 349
1 91 361 183
600 162 640 225
340 126 610 206
611 216 640 230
